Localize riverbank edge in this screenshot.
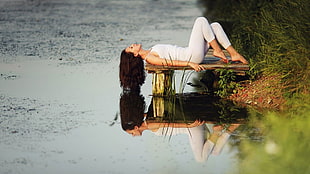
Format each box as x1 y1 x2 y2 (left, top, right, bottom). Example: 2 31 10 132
228 74 287 110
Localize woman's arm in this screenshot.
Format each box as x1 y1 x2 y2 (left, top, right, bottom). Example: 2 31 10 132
147 120 205 130
146 54 205 72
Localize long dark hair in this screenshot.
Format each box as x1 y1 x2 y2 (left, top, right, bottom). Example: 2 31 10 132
119 91 146 131
119 50 146 91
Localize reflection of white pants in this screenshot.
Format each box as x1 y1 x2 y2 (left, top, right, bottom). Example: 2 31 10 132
154 124 231 162
187 17 231 63
189 124 231 162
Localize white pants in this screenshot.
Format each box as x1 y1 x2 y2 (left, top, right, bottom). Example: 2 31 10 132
187 17 231 63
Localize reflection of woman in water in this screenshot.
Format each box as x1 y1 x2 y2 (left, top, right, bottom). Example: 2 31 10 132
119 16 248 90
119 91 240 162
119 91 204 136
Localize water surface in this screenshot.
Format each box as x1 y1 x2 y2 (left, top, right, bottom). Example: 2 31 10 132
1 0 308 174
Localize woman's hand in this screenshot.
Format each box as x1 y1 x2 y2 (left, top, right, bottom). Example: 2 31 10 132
188 120 205 128
146 55 205 71
188 62 205 72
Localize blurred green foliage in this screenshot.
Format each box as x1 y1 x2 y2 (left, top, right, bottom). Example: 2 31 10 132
234 93 310 174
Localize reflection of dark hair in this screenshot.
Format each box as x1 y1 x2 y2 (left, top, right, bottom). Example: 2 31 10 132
119 91 145 131
119 50 145 91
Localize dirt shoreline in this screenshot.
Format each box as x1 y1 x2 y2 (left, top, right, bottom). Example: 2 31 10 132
229 75 286 110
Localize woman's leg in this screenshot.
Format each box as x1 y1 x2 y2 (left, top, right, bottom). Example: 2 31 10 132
210 22 231 49
226 46 249 64
211 22 248 64
188 17 228 62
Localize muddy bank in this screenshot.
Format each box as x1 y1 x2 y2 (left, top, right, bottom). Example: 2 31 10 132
229 75 286 110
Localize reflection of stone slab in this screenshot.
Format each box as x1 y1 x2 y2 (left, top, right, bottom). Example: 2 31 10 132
146 94 248 124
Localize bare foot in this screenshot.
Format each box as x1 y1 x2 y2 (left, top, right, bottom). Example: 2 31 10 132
231 53 248 64
213 50 228 63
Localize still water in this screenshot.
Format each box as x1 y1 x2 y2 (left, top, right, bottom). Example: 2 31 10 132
0 0 309 174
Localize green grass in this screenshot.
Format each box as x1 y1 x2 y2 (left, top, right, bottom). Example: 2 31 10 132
215 68 240 98
200 0 310 96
